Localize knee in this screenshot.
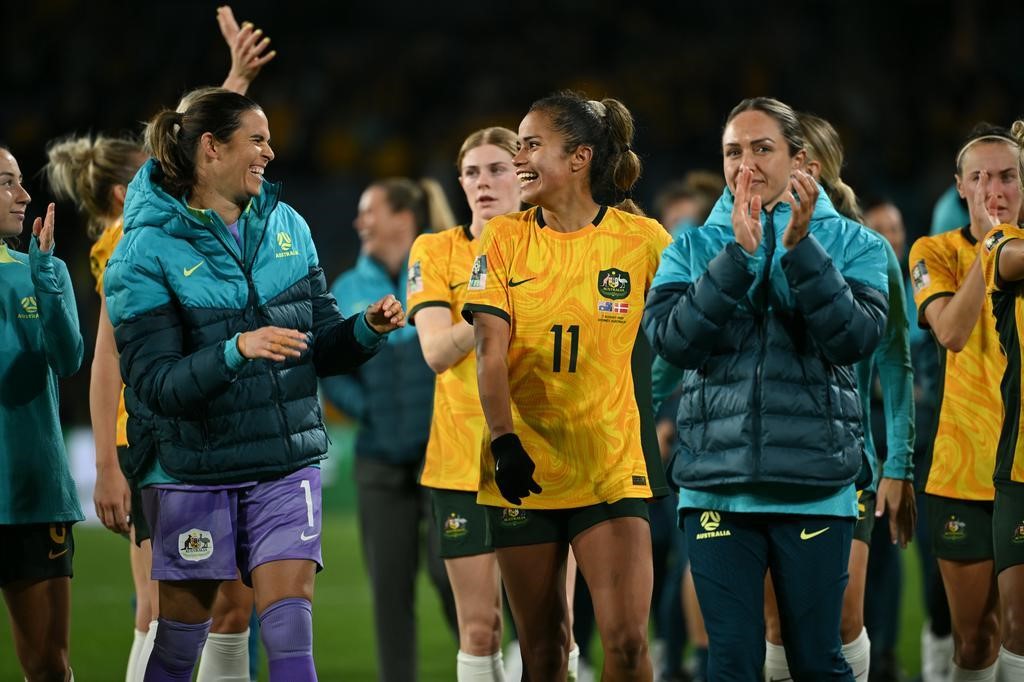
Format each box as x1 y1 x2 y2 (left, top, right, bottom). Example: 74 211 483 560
522 642 568 678
460 611 502 656
1003 605 1024 654
212 602 253 633
954 627 1000 668
602 624 650 672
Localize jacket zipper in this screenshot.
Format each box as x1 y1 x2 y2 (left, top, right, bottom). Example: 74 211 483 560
751 207 776 479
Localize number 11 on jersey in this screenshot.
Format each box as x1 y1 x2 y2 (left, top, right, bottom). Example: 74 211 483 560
550 324 579 373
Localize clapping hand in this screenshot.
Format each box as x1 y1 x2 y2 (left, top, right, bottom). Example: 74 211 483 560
781 170 819 249
32 202 56 252
731 166 763 254
365 294 406 333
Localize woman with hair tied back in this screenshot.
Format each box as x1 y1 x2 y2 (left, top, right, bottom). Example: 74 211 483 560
45 8 281 680
644 96 890 680
758 112 916 682
103 88 405 681
462 91 672 681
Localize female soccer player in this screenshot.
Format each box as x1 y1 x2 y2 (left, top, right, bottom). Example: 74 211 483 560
44 9 276 680
761 112 916 682
0 149 84 681
463 91 671 681
406 127 520 681
909 123 1019 680
103 88 404 681
975 119 1024 681
644 97 889 680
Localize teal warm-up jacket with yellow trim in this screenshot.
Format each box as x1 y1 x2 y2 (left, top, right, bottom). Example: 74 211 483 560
105 159 383 484
0 238 84 524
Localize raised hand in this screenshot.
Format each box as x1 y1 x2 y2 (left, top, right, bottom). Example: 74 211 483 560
365 294 406 333
781 170 819 249
731 166 763 254
969 170 1000 232
218 6 276 94
237 326 308 362
32 202 56 252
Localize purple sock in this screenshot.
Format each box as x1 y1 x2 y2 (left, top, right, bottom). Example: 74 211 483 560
259 597 317 681
143 617 211 681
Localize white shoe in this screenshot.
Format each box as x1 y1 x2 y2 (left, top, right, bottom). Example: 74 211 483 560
921 623 953 682
503 639 523 682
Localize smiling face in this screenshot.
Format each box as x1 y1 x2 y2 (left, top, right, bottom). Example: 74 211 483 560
353 185 414 257
512 110 583 207
0 149 31 239
722 110 805 207
459 143 520 223
205 108 274 207
956 140 1022 226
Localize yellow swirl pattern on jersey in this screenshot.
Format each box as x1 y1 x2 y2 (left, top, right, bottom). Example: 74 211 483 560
408 225 487 491
463 206 672 509
910 227 1002 500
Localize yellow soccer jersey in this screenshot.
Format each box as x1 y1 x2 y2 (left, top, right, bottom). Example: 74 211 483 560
981 224 1024 485
462 206 673 509
910 227 1002 500
408 225 486 492
89 220 129 448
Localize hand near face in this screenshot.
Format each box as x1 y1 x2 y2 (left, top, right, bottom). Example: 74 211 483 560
781 170 819 249
218 5 276 92
969 170 1001 232
731 166 763 254
365 294 406 333
237 326 308 362
32 202 56 253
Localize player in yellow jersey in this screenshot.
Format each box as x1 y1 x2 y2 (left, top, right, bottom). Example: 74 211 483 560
43 8 273 680
408 127 520 681
909 123 1021 678
978 118 1024 681
462 91 671 681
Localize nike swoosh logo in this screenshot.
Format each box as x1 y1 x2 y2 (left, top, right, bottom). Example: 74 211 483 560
183 261 205 277
449 281 467 290
49 548 69 560
800 527 830 540
300 530 320 541
508 277 536 287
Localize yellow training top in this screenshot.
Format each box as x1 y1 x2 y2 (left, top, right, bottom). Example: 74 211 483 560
89 219 129 448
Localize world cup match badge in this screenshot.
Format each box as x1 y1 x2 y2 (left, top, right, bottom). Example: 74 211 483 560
408 260 424 295
911 259 930 293
469 255 487 291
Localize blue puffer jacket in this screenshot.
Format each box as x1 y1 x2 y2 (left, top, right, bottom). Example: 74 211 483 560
105 159 382 484
643 188 889 491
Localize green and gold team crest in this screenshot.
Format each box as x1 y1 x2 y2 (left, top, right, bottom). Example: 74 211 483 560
275 231 299 259
500 508 528 528
943 515 966 541
443 513 468 538
1014 521 1024 545
18 296 38 320
695 510 731 540
597 268 630 300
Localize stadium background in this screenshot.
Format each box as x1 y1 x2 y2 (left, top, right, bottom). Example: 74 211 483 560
1 0 1021 677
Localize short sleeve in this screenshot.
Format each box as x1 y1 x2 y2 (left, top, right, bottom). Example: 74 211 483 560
407 232 453 322
982 225 1024 294
647 226 674 292
908 235 957 328
461 220 511 325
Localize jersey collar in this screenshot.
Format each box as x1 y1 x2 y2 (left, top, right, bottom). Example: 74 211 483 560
536 205 608 229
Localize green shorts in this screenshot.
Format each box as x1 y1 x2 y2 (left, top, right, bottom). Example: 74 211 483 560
118 445 151 546
487 498 650 548
994 482 1024 575
0 522 75 587
431 488 492 559
926 493 994 562
853 490 876 545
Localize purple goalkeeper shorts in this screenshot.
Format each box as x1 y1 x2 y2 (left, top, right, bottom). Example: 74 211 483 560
142 467 323 586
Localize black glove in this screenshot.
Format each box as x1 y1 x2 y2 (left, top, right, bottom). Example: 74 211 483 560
490 433 542 505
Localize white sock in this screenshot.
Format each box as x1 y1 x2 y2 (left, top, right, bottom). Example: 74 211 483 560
131 620 158 682
503 640 522 682
456 650 506 681
125 628 146 682
764 640 790 681
567 643 579 682
997 646 1024 682
922 625 954 682
951 661 997 681
842 627 870 681
195 629 250 682
67 670 74 682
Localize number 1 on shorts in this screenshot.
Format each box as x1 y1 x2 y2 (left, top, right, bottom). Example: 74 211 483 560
300 479 314 528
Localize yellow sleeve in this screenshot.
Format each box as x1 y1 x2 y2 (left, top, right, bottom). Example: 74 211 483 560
89 238 112 294
407 231 453 323
462 219 512 324
982 225 1024 294
648 225 673 291
909 235 957 328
